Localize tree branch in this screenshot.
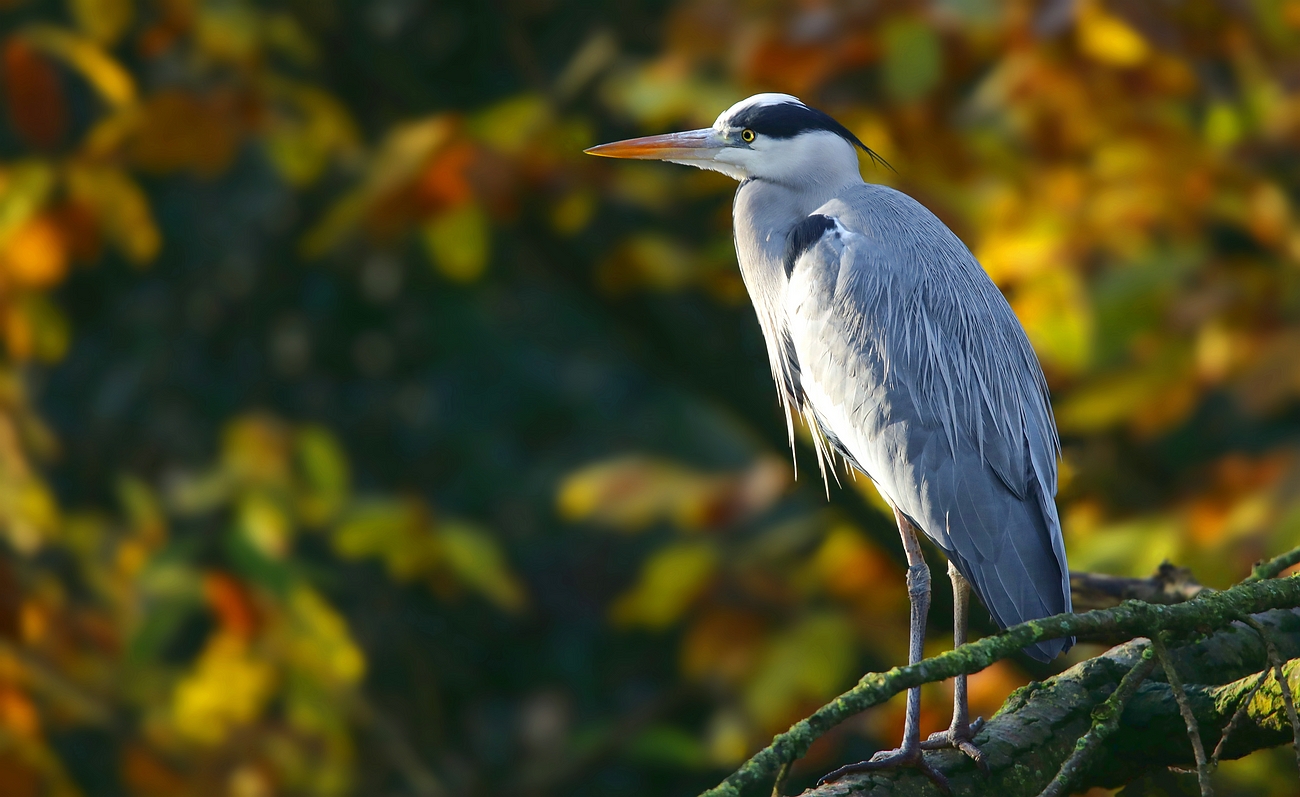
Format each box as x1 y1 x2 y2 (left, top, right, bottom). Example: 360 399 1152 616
699 548 1300 797
789 620 1300 796
1036 647 1157 797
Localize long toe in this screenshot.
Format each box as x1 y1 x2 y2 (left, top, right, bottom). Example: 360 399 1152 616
919 718 989 775
817 747 951 794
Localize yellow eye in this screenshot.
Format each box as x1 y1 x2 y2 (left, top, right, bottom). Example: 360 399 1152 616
741 129 756 143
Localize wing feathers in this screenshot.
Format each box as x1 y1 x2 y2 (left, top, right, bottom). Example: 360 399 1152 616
781 184 1072 660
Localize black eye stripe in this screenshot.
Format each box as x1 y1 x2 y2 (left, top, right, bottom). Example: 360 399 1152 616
724 101 892 170
729 102 860 143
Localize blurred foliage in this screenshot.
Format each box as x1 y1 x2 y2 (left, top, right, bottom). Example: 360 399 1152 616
0 0 1298 795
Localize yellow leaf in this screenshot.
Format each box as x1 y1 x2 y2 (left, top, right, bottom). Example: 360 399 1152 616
558 455 788 532
70 0 133 46
366 117 456 197
610 541 716 629
299 190 367 259
438 522 527 612
550 190 595 236
742 613 855 730
0 162 55 249
1205 102 1243 150
331 499 438 581
704 709 751 767
0 474 60 553
1057 352 1196 435
283 586 365 686
238 493 291 560
1010 268 1094 375
264 80 360 187
1076 1 1149 67
599 234 697 293
116 474 165 545
66 165 160 265
422 203 489 282
1066 515 1182 577
19 24 136 107
172 633 275 745
3 293 70 363
221 414 292 486
809 525 896 602
299 117 455 258
262 12 317 66
194 3 260 64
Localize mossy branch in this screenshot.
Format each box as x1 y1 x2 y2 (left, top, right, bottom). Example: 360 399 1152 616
699 548 1300 797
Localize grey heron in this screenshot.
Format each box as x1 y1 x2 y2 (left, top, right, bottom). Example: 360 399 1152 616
585 93 1072 790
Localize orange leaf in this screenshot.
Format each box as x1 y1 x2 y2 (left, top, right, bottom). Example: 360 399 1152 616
415 139 478 211
2 300 33 361
1 38 65 150
203 572 259 639
128 90 240 176
0 751 38 797
1 215 67 289
680 607 766 683
0 683 39 737
122 745 188 797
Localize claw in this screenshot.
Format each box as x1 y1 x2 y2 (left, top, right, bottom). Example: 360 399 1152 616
919 716 989 775
816 745 952 794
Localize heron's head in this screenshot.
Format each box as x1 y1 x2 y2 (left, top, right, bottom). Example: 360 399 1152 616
585 93 886 185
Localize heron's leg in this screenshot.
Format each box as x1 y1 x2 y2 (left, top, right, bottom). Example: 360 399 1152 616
817 510 951 793
919 562 989 773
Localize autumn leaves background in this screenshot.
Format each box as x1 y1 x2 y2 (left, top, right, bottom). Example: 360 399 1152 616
1 0 1300 795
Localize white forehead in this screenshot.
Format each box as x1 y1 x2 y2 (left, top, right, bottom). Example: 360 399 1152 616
713 93 806 129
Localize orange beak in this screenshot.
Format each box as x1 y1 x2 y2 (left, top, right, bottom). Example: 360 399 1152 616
584 128 722 162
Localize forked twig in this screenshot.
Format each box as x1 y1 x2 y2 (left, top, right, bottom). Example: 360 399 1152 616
1210 667 1269 767
1242 615 1300 776
1037 646 1157 797
1249 548 1300 582
1152 634 1212 797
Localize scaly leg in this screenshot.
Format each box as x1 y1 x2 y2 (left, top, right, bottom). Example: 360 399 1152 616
919 562 989 773
817 509 951 793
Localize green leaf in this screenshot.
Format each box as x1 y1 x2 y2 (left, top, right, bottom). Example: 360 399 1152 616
295 425 350 526
438 522 527 612
880 18 943 103
422 203 490 282
70 0 133 46
625 725 708 768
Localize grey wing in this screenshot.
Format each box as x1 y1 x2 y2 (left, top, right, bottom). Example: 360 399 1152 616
784 201 1072 662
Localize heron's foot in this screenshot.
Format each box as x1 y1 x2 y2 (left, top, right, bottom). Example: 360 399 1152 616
816 745 951 794
920 716 989 775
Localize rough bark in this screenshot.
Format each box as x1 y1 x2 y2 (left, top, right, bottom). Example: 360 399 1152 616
698 560 1300 797
800 612 1300 796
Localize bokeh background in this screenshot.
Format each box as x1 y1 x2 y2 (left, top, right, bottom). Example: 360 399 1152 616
1 0 1300 795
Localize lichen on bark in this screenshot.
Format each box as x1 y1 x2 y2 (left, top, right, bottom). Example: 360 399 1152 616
698 552 1300 797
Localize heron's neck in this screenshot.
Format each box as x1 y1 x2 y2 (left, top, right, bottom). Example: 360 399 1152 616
731 174 858 345
732 174 859 274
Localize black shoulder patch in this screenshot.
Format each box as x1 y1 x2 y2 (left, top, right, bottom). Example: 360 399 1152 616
784 214 836 277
